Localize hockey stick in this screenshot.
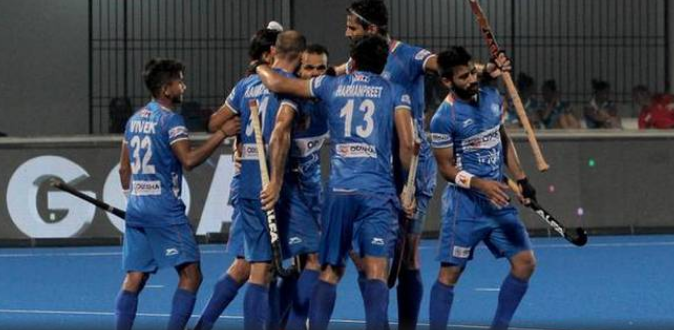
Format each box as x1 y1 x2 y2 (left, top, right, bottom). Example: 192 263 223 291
388 122 421 288
249 99 297 278
506 179 587 246
468 0 550 172
49 178 126 219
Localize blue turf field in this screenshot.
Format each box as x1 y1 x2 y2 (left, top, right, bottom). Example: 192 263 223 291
0 235 672 330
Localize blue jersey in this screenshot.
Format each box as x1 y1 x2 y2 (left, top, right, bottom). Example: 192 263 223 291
382 40 437 196
308 71 412 195
429 87 506 194
226 69 298 200
288 99 329 192
124 101 189 227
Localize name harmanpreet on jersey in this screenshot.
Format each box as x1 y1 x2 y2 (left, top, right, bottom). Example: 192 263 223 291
429 87 506 192
308 71 411 196
382 40 437 196
124 101 189 227
225 69 298 200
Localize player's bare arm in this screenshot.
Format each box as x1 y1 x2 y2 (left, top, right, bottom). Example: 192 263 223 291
394 106 416 218
171 118 241 171
260 105 295 211
208 103 239 133
433 146 510 207
255 64 312 98
118 142 131 191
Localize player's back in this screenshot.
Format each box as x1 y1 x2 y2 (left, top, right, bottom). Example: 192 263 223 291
383 41 431 126
430 86 505 183
226 69 299 200
124 101 189 227
310 71 407 196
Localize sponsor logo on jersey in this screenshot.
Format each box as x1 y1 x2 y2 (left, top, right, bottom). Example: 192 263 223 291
288 237 303 245
241 143 260 160
353 73 370 82
168 126 188 140
292 133 328 158
139 109 152 118
401 94 411 105
452 246 471 258
462 125 500 151
132 180 162 196
371 237 385 246
415 49 432 61
165 248 179 256
335 143 377 158
462 119 474 127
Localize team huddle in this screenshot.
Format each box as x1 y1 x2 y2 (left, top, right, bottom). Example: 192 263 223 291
115 1 538 330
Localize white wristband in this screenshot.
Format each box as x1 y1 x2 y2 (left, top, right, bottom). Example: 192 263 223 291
455 171 474 189
122 189 130 199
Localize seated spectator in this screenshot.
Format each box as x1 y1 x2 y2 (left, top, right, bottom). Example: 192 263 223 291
538 79 580 129
584 79 622 129
638 90 674 129
504 73 542 129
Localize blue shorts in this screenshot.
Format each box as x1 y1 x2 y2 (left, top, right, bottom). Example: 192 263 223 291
226 200 245 258
240 191 320 262
123 223 200 273
320 193 397 267
437 186 532 267
277 181 321 257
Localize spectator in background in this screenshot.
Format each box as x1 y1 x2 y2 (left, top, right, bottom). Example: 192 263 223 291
538 79 580 129
504 73 542 129
584 79 622 129
635 86 674 129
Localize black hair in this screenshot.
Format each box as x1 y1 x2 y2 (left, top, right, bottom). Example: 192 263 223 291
249 28 281 61
143 58 185 98
436 46 473 79
274 30 307 59
542 79 557 92
591 79 610 93
517 72 535 91
349 35 388 74
347 0 389 35
305 44 330 58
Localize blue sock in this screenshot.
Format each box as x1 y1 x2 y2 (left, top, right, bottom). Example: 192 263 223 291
267 280 281 330
491 274 529 330
308 280 336 330
167 288 197 330
397 269 423 330
429 281 454 330
194 274 243 330
363 279 389 330
115 290 138 330
357 271 367 300
286 269 319 330
244 283 269 330
278 275 298 329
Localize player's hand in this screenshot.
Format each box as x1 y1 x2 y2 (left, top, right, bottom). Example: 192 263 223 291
517 177 537 205
400 190 416 219
473 178 510 208
486 52 512 78
219 117 241 137
260 180 282 211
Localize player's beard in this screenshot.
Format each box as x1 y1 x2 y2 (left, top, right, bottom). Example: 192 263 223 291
453 83 479 100
171 94 183 105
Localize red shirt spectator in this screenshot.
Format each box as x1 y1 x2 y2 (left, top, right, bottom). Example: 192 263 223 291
638 93 674 129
